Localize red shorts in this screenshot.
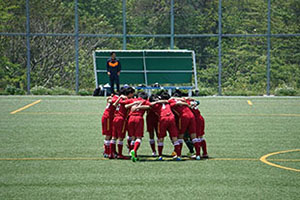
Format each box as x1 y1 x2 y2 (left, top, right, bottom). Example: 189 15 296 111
146 114 158 133
112 116 127 139
101 114 113 136
178 114 196 135
195 113 205 137
128 115 144 138
157 116 178 139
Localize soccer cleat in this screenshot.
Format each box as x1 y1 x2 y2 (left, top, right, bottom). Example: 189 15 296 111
117 154 129 160
187 152 195 158
157 156 163 161
171 151 177 157
202 154 209 159
196 155 201 160
130 150 137 162
103 153 109 158
173 155 182 161
152 151 157 157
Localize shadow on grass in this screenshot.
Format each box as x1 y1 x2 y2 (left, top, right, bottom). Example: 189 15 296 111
111 154 211 162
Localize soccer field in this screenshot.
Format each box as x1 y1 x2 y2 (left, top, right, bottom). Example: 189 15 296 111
0 96 299 200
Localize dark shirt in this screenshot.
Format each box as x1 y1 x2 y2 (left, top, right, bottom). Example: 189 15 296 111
107 58 121 75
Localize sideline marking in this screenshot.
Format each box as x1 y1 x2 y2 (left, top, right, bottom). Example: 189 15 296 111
247 100 253 106
260 149 300 172
10 100 42 114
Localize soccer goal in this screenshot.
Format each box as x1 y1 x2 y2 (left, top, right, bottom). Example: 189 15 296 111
93 50 198 95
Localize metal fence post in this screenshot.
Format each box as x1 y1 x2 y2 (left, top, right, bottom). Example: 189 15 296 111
266 0 271 95
170 0 174 49
26 0 31 94
123 0 127 50
75 0 79 93
218 0 222 96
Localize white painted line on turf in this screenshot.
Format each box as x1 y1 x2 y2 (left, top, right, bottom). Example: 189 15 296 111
10 100 42 114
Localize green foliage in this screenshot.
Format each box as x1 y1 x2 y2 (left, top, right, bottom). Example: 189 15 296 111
4 85 25 95
31 86 52 95
78 89 92 96
50 86 73 95
196 88 215 96
275 85 297 96
0 0 299 96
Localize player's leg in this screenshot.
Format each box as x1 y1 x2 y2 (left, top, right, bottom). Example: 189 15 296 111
191 133 201 160
115 75 120 93
101 115 111 157
131 117 144 162
183 131 194 156
104 135 111 158
198 115 208 158
157 137 164 160
146 115 157 156
157 121 166 160
168 119 181 160
148 130 156 156
109 75 115 94
109 118 121 159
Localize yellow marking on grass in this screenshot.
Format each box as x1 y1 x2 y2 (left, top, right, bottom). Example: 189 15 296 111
260 149 300 172
210 158 258 161
0 157 106 161
17 112 99 115
10 100 42 114
207 113 300 117
247 100 253 106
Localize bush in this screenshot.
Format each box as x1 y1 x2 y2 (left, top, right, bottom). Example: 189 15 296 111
51 86 72 95
4 85 25 95
78 89 92 96
31 86 52 95
196 88 215 96
275 86 297 96
5 85 17 95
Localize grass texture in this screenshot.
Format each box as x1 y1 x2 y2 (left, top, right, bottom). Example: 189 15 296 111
0 96 299 200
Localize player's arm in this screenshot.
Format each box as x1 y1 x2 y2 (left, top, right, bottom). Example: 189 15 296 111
131 105 150 112
176 101 190 107
150 100 168 106
113 95 126 107
106 96 112 103
125 101 141 109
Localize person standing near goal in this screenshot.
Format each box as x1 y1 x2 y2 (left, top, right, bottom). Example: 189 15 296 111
107 52 121 94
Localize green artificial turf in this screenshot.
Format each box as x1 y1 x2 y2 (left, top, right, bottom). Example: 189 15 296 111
0 96 299 200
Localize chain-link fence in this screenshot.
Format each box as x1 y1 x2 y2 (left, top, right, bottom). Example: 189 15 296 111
0 0 299 95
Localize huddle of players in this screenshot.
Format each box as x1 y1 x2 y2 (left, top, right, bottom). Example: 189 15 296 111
101 86 208 162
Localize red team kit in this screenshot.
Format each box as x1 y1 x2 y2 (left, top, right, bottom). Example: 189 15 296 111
101 87 208 162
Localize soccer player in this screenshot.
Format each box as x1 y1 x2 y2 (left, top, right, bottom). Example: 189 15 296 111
109 87 137 159
101 94 118 157
186 99 208 158
127 92 151 162
150 92 182 161
169 95 201 160
146 94 159 156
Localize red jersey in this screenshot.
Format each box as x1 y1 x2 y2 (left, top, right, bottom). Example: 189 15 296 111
151 100 174 118
185 99 201 116
114 98 134 119
129 98 150 117
103 95 119 117
169 99 193 117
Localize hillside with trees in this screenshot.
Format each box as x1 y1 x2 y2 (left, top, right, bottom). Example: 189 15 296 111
0 0 299 95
